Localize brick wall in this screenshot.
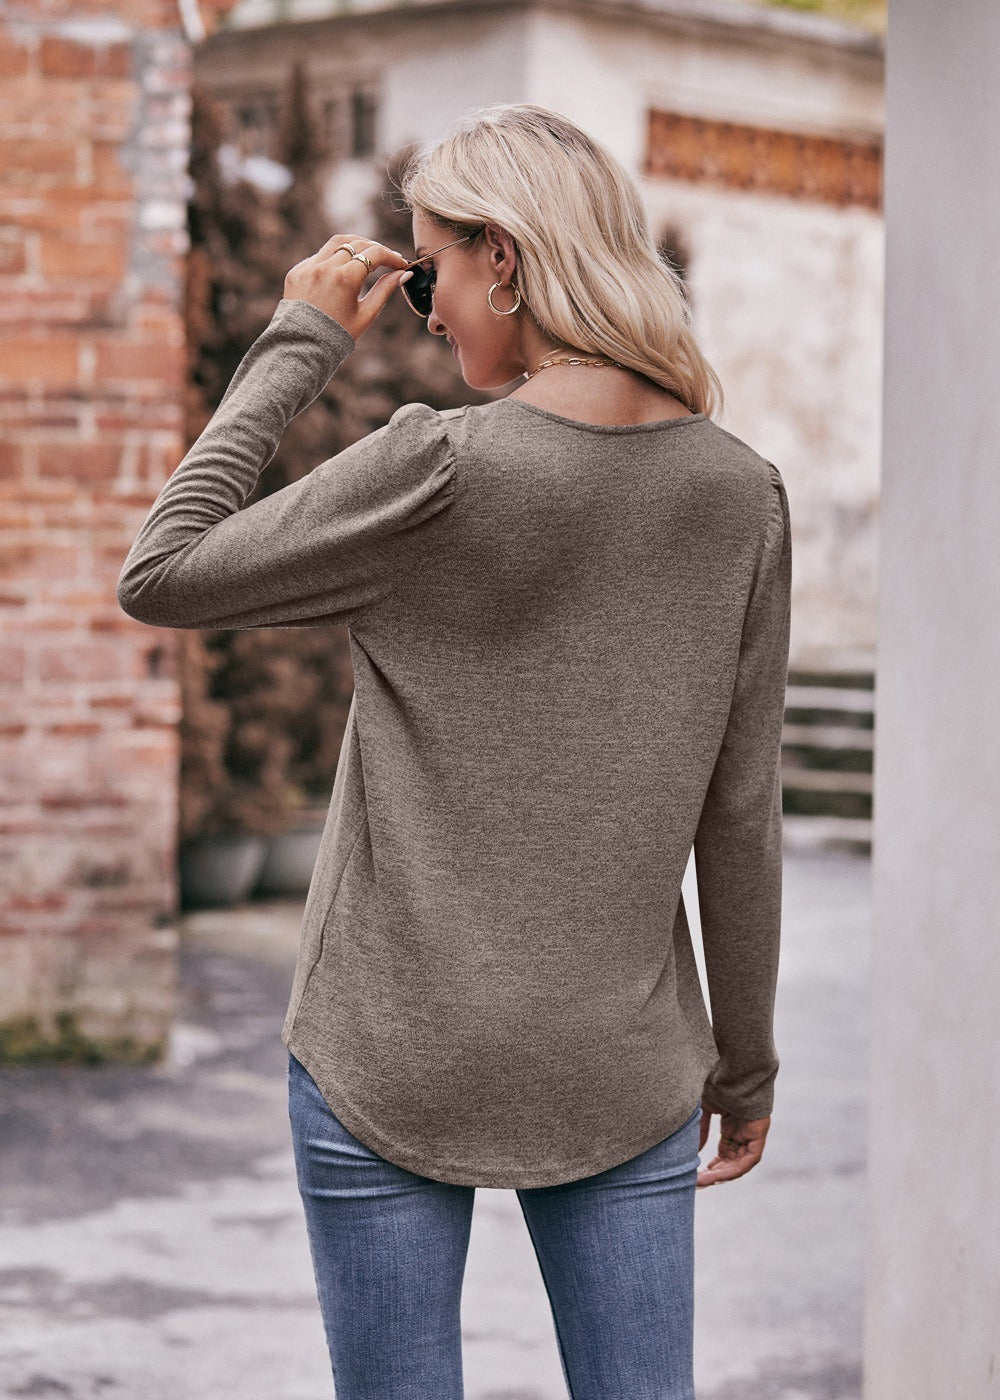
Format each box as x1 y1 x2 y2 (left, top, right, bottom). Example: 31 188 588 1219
0 1 230 1060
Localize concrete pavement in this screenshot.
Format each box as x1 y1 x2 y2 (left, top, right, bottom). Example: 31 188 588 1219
0 845 871 1399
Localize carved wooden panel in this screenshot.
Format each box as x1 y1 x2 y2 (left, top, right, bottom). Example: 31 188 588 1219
644 108 882 210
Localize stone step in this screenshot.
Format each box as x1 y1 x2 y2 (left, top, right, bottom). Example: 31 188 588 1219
784 684 875 715
780 670 875 851
782 813 873 850
782 766 873 794
782 722 875 751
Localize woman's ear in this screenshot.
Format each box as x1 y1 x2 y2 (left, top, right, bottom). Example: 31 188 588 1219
484 223 517 279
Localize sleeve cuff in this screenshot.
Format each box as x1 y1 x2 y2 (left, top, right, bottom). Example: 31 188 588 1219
701 1089 775 1120
273 296 357 361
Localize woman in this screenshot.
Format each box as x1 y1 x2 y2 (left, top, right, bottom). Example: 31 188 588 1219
118 102 791 1400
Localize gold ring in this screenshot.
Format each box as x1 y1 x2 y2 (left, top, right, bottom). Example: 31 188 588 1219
350 251 372 272
336 242 358 256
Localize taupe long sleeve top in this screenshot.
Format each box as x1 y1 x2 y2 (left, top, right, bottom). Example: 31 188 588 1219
118 296 792 1189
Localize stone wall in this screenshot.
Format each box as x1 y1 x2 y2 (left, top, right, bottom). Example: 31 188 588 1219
0 0 204 1059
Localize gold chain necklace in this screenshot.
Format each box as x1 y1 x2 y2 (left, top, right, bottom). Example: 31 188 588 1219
523 354 623 381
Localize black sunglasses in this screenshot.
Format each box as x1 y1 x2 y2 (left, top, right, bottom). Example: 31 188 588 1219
400 232 480 318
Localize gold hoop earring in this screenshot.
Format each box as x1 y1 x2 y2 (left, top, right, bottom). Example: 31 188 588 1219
488 281 521 316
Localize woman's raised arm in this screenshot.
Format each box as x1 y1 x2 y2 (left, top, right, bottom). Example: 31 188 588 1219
116 295 455 632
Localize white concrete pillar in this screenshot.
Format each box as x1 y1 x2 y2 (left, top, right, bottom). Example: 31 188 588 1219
864 1 1000 1395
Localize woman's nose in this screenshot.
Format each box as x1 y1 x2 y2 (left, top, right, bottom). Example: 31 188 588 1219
427 303 446 336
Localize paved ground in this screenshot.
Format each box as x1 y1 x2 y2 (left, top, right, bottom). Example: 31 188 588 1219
0 845 871 1400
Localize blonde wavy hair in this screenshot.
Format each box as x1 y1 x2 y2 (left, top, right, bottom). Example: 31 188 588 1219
397 102 724 418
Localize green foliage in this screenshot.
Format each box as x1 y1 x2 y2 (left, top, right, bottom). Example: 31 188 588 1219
759 0 886 33
0 1013 164 1065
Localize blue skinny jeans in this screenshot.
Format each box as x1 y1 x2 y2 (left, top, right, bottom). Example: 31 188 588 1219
288 1050 701 1400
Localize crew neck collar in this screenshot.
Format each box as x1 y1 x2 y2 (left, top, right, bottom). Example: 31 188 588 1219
498 397 708 435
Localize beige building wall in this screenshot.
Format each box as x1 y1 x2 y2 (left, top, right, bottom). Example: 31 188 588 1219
643 179 882 667
382 12 527 147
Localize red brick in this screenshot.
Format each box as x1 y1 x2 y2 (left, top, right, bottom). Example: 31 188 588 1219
89 692 134 709
2 480 76 504
1 295 90 330
105 43 133 78
88 85 140 142
37 441 124 482
6 190 92 235
91 142 133 197
0 91 56 131
56 591 114 612
0 236 27 275
0 137 78 179
0 539 34 576
121 0 178 25
133 307 182 336
17 0 124 12
5 541 80 582
33 501 85 528
94 337 184 384
22 616 76 634
5 892 71 913
39 37 131 81
87 615 137 637
0 442 25 480
0 645 27 684
39 233 129 282
0 36 32 78
37 640 125 683
86 207 133 238
0 400 83 431
93 402 182 432
0 337 79 388
40 36 98 78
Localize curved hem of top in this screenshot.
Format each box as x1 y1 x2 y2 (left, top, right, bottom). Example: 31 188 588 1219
284 1030 704 1190
496 397 709 436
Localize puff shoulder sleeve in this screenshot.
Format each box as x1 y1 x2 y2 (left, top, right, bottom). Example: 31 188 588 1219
116 297 456 631
693 462 792 1121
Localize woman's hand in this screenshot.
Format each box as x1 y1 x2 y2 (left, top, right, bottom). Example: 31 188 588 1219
283 234 414 342
696 1107 771 1187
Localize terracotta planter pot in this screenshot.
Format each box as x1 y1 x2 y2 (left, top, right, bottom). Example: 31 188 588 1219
178 832 269 910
